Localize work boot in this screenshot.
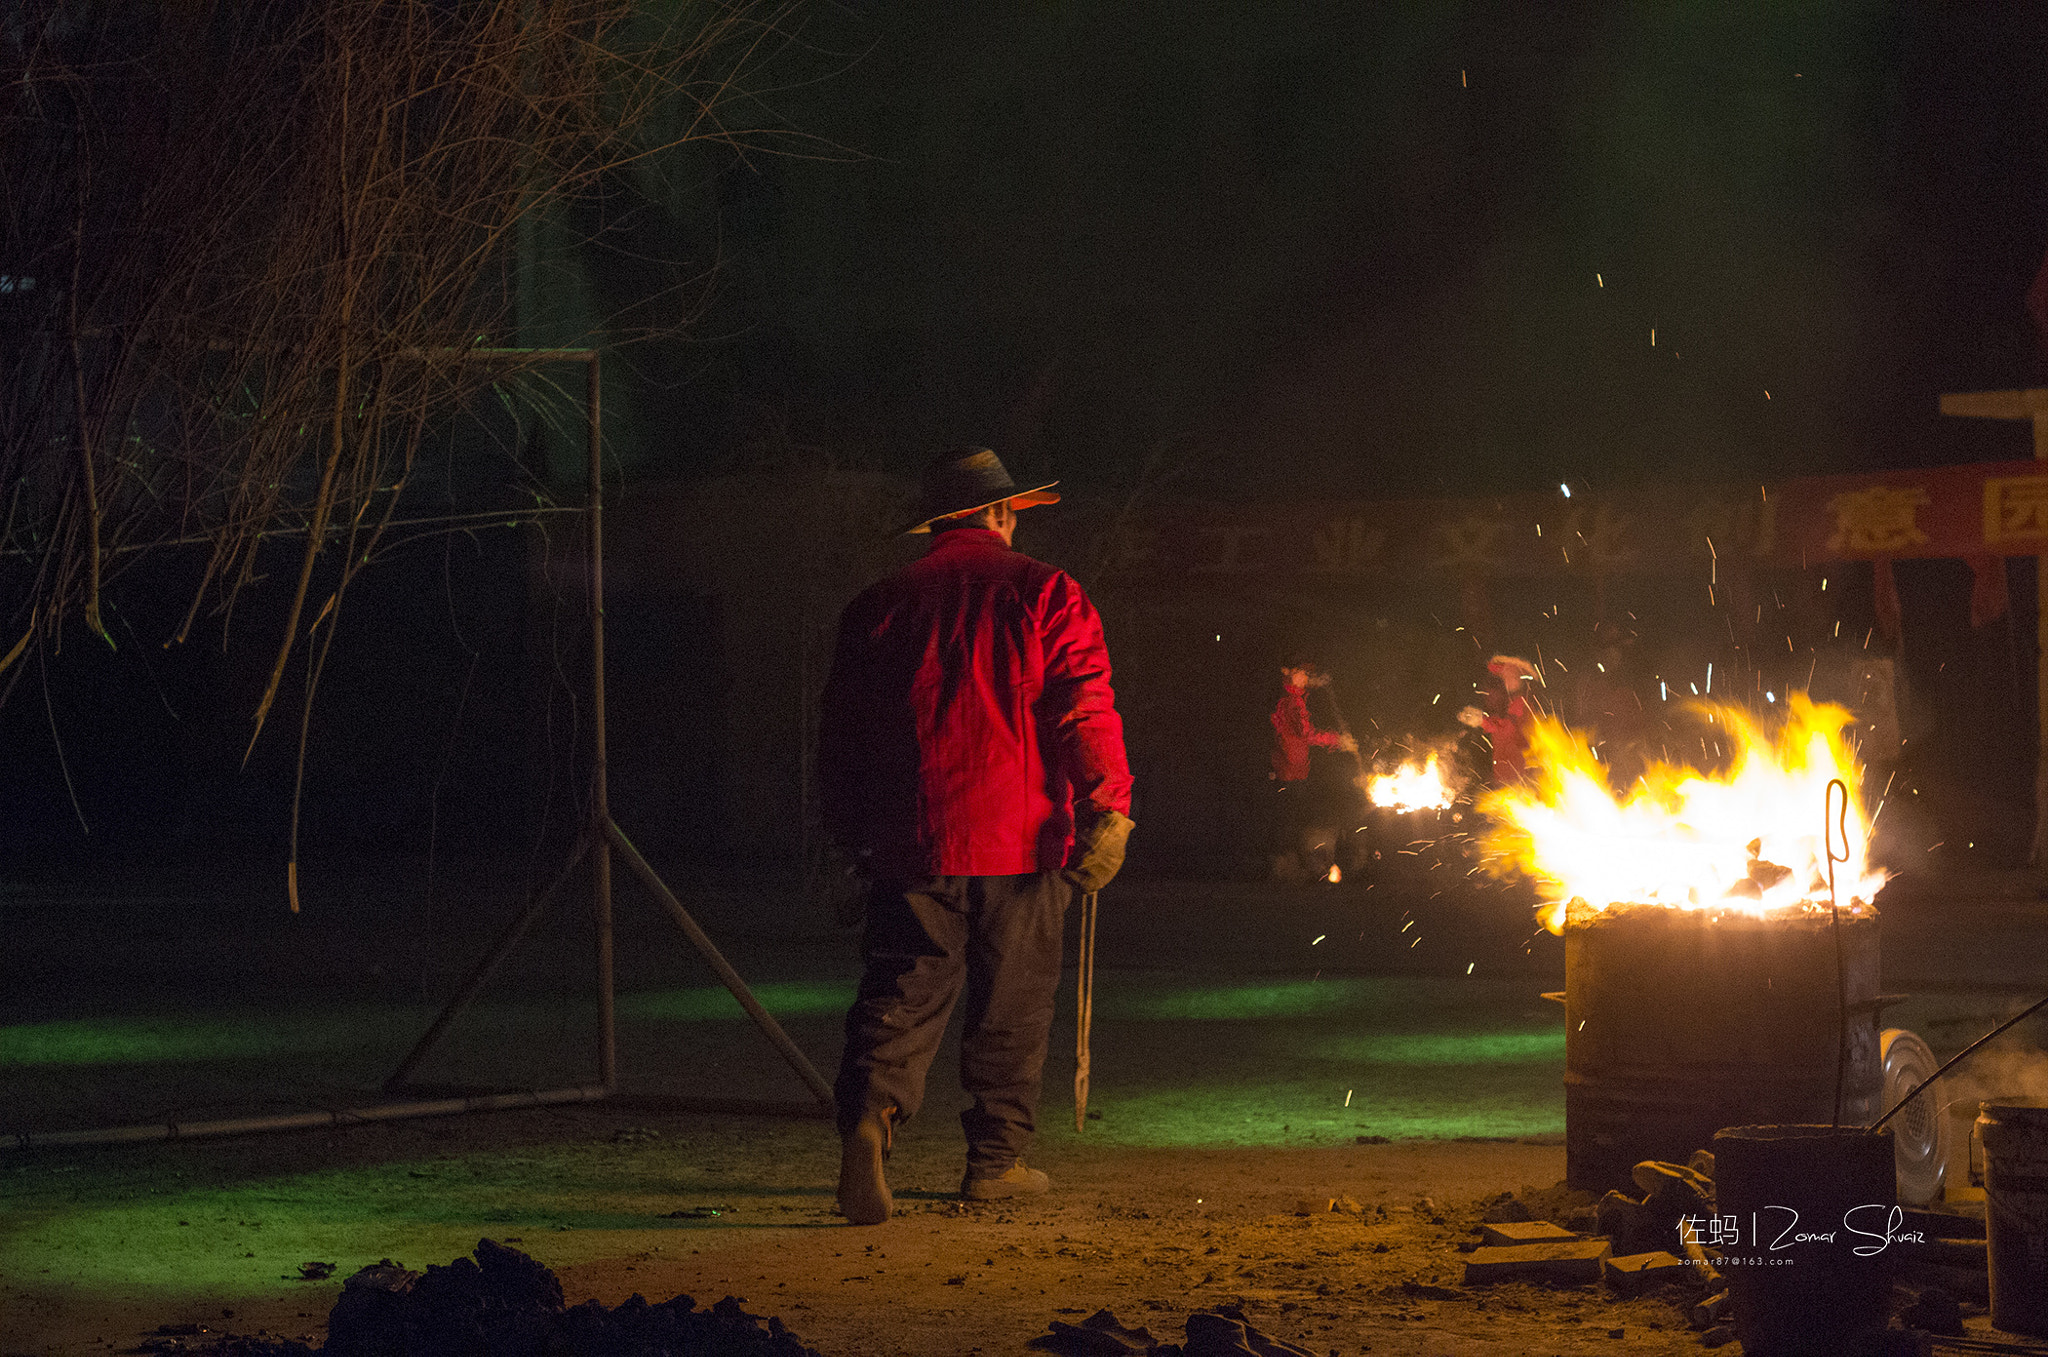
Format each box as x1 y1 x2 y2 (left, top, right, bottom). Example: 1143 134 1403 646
960 1160 1050 1201
837 1108 893 1225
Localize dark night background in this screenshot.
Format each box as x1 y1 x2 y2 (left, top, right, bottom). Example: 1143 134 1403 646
7 1 2048 885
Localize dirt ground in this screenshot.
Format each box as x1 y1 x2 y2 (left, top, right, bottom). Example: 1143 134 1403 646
4 1104 1729 1357
4 865 2041 1355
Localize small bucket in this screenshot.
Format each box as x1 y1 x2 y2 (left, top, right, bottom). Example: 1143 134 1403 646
1712 1124 1895 1357
1978 1099 2048 1338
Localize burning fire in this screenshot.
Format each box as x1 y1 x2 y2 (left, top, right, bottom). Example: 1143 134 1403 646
1478 692 1887 933
1365 749 1457 813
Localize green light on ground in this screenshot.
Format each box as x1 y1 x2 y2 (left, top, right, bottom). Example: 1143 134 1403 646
0 1144 732 1297
1077 1085 1564 1148
1056 976 1566 1148
0 1006 429 1068
1308 1030 1564 1065
0 982 857 1070
615 981 854 1022
1103 979 1364 1021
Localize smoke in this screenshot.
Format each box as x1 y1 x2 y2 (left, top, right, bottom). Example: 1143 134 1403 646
1931 1024 2048 1118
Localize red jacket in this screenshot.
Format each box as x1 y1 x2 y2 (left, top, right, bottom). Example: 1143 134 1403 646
1481 690 1533 785
1270 684 1345 782
820 528 1132 877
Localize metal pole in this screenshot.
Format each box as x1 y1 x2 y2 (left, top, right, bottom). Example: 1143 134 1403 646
2 1085 611 1153
2035 408 2048 868
383 830 593 1092
602 817 835 1107
587 352 616 1090
1074 889 1097 1132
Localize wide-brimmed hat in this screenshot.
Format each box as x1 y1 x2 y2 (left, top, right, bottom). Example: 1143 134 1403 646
1488 654 1541 681
896 447 1059 536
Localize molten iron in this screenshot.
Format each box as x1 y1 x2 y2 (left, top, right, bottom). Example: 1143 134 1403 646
1364 750 1457 814
1477 693 1886 933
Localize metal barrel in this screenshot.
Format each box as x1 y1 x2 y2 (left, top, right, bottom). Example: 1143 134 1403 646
1979 1098 2048 1337
1563 907 1881 1192
1713 1123 1896 1357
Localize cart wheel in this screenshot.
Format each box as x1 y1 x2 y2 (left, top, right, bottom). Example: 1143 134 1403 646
1878 1028 1944 1206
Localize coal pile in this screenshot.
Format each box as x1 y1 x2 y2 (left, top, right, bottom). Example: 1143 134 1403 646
1027 1305 1315 1357
147 1238 820 1357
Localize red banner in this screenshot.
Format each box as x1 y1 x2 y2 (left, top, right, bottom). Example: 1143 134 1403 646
1106 459 2048 581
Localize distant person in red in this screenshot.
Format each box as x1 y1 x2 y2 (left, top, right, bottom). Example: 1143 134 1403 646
1459 654 1539 786
1268 655 1355 879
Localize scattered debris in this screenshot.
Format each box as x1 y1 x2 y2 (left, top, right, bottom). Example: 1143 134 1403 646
1899 1287 1965 1338
139 1239 821 1357
1600 1250 1689 1295
1027 1305 1313 1357
1688 1290 1730 1331
1027 1307 1158 1355
293 1262 337 1281
1461 1239 1611 1285
1398 1280 1465 1302
1478 1192 1533 1225
1478 1219 1578 1247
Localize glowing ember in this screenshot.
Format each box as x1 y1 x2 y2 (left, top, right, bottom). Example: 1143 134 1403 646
1366 751 1456 812
1478 692 1887 934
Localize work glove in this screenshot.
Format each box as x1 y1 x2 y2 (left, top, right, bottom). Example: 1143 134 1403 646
1063 808 1135 893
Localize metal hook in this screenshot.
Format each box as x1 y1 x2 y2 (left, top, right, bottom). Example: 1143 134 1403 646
1825 776 1851 870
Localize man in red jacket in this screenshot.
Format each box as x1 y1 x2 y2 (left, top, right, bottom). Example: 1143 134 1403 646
1267 657 1356 880
820 447 1135 1225
1458 654 1539 785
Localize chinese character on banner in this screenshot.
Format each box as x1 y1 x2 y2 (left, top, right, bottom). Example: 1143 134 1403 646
1564 504 1640 573
1309 516 1386 573
1432 514 1507 574
1826 485 1931 554
1983 476 2048 548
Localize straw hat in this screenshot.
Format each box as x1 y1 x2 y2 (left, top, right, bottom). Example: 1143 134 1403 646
895 447 1059 536
1488 654 1541 681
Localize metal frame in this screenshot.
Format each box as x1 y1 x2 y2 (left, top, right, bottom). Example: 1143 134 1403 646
383 348 833 1112
3 348 831 1152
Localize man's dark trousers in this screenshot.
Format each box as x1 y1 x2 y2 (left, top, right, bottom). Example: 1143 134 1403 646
835 872 1072 1175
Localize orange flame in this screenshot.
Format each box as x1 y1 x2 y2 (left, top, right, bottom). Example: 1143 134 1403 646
1365 750 1457 813
1477 692 1886 934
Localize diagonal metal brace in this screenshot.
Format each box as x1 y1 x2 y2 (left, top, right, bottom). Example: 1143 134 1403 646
603 816 836 1109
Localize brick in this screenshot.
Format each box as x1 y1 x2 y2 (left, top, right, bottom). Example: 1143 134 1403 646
1479 1220 1580 1247
1461 1239 1611 1286
1601 1250 1691 1294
